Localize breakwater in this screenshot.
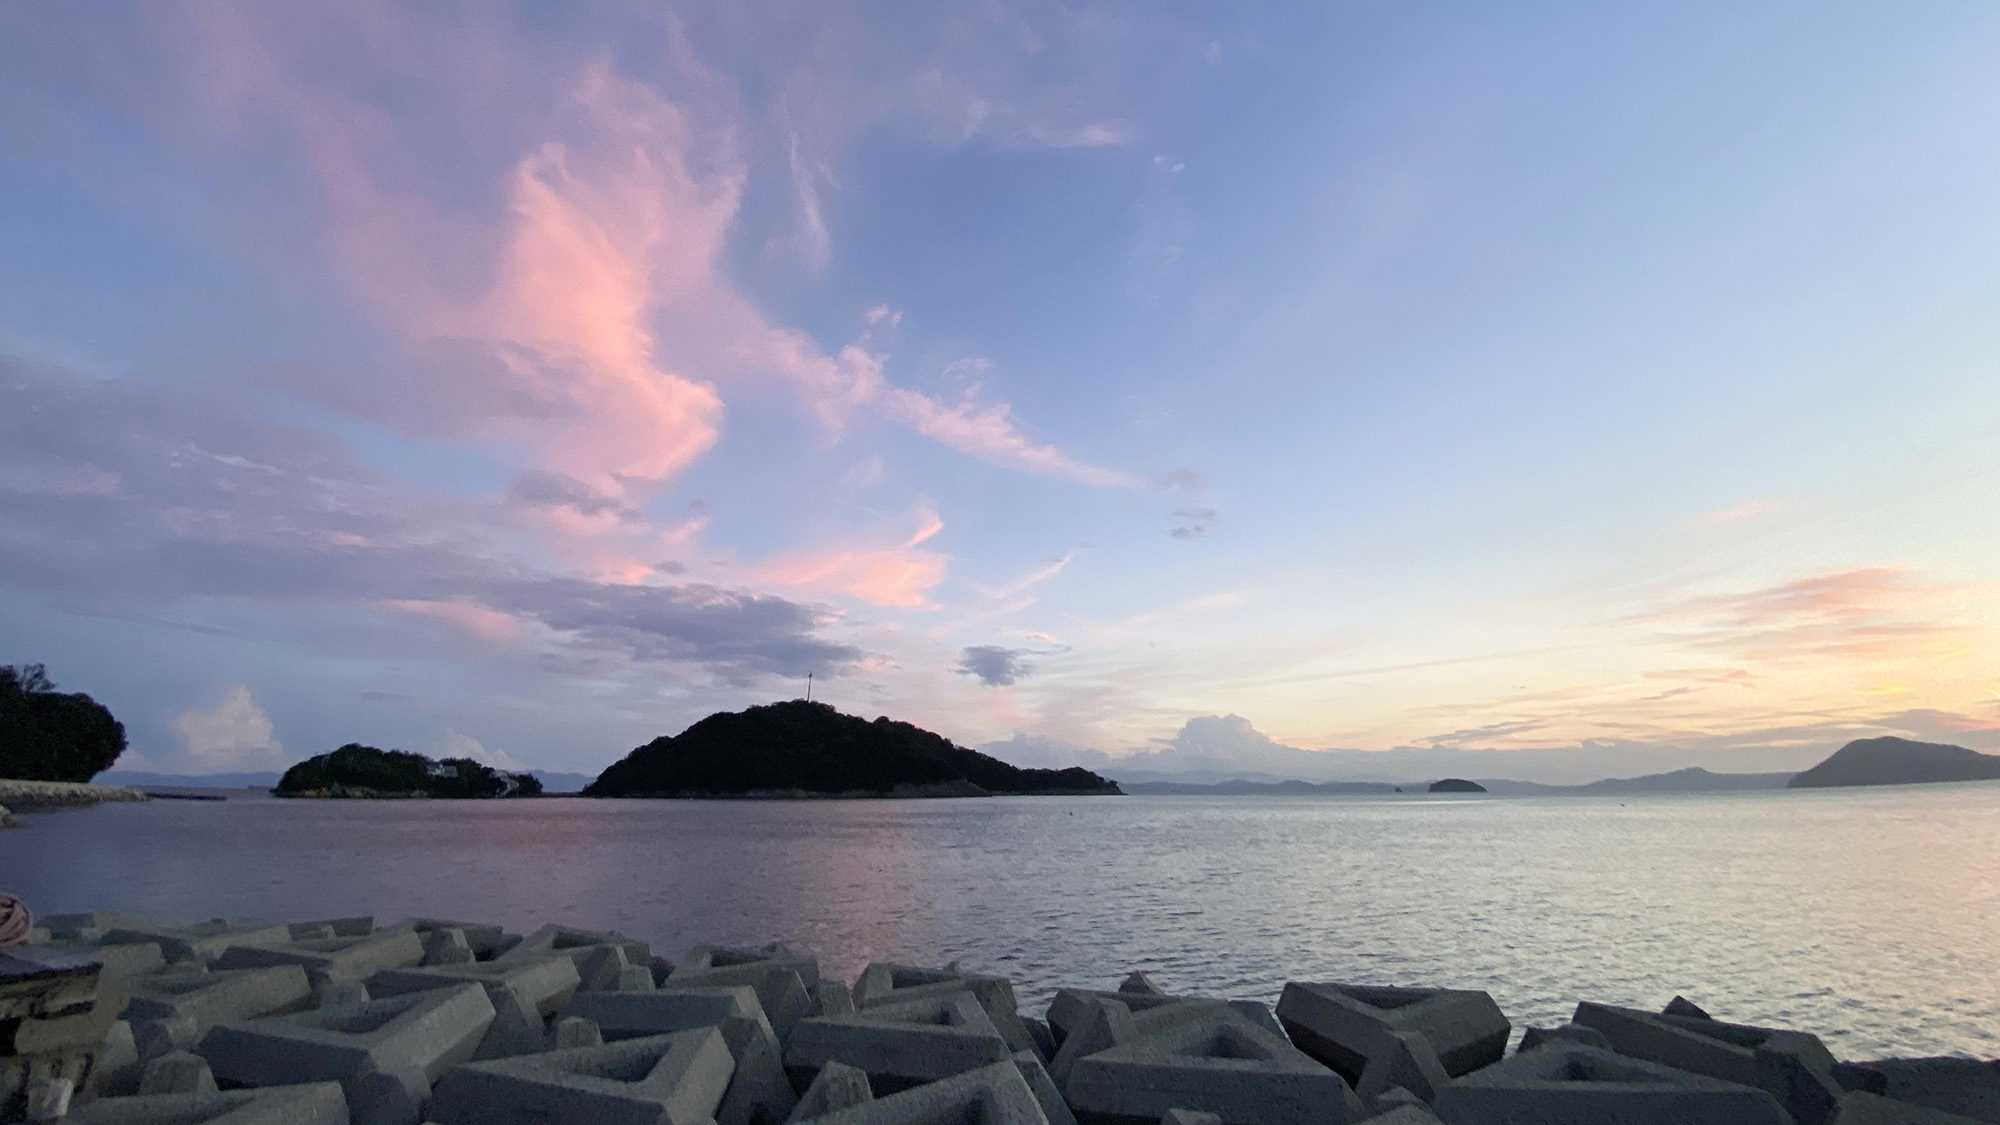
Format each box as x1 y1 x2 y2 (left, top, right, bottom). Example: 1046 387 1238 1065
2 908 1994 1125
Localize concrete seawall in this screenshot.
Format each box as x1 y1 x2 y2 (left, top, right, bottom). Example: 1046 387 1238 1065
2 907 1992 1125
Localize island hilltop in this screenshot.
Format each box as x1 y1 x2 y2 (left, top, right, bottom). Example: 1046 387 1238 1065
585 700 1120 799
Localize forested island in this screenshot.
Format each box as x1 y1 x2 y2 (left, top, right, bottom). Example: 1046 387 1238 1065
585 700 1121 798
275 744 543 798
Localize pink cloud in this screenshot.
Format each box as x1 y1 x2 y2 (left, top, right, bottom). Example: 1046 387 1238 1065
749 505 949 608
380 599 527 646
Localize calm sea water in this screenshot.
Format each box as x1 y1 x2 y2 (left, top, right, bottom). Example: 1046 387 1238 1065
5 785 1997 1060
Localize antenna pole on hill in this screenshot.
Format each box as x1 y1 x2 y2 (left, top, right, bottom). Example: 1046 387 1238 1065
806 672 813 703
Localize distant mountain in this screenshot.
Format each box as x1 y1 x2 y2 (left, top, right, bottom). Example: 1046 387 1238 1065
1429 778 1487 793
1789 737 2000 789
1120 779 1401 796
1577 767 1793 793
586 701 1121 799
527 771 594 793
98 770 282 789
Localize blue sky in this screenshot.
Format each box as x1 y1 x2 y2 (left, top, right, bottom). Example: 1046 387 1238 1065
3 2 1997 780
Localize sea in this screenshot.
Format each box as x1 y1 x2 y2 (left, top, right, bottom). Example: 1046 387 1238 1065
4 783 1997 1060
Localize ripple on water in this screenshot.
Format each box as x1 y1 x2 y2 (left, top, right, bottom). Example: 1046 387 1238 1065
4 784 1999 1057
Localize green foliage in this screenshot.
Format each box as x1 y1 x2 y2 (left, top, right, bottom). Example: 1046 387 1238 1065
276 742 540 798
0 664 127 782
584 699 1120 797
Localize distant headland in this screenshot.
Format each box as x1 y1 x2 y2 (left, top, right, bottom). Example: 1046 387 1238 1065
275 744 543 799
1788 736 2000 789
585 700 1121 799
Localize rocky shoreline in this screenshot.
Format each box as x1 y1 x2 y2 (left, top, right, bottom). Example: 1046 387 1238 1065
1 908 1992 1125
0 781 146 828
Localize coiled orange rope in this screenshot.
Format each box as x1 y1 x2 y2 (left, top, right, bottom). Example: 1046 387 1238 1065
0 893 31 949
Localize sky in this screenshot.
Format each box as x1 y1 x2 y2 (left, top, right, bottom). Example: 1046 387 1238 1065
3 2 1998 782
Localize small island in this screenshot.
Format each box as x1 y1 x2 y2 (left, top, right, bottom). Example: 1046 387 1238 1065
584 700 1120 799
1428 778 1487 793
276 743 543 799
1788 736 2000 789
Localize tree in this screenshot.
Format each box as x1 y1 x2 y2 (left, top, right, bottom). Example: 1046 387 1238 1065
0 664 128 782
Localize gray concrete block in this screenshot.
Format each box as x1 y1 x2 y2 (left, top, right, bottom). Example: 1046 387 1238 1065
90 1020 143 1097
313 981 371 1011
429 1026 736 1125
42 914 179 945
199 981 496 1089
1047 997 1138 1087
292 917 376 940
854 965 1037 1059
1572 1000 1842 1125
569 986 770 1043
127 966 316 1050
676 945 821 991
497 925 651 974
1361 1107 1443 1125
1852 1058 2000 1124
1352 1031 1451 1106
672 960 816 1044
788 1061 874 1124
551 1017 605 1050
379 919 510 960
1014 1050 1079 1125
1515 1024 1610 1054
1663 996 1712 1020
1064 1006 1364 1125
63 1082 351 1125
420 931 474 968
1160 1112 1221 1125
810 984 856 1020
214 932 426 986
138 1051 218 1096
717 1011 800 1125
578 946 660 993
787 991 1013 1087
1834 1092 1993 1124
367 956 581 1022
103 923 295 966
1048 990 1283 1049
798 1059 1049 1125
1432 1042 1790 1125
1120 974 1166 997
1275 984 1510 1088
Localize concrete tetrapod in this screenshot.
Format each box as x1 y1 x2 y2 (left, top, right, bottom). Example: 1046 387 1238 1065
199 982 495 1125
1048 990 1284 1050
1833 1091 1993 1124
497 925 653 975
715 1012 803 1125
213 932 426 988
428 1026 736 1125
1062 1005 1366 1125
125 963 321 1060
1432 1041 1791 1125
569 986 772 1042
854 964 1040 1059
1845 1059 2000 1124
786 991 1013 1089
1274 984 1509 1089
367 955 582 1060
64 1082 351 1125
1571 1000 1844 1125
101 924 297 967
671 951 820 1044
794 1058 1050 1125
788 1060 874 1124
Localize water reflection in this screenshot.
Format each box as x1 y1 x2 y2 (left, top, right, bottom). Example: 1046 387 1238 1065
5 785 1998 1058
